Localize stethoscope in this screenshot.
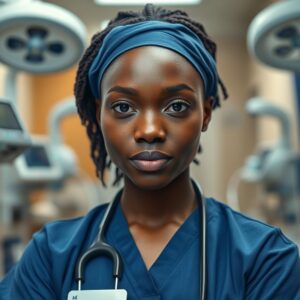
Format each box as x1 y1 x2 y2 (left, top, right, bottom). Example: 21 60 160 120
74 179 207 300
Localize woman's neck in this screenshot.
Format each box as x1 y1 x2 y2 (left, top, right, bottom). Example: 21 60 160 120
120 169 197 229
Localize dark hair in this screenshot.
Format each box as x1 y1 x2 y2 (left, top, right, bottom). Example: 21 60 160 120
74 3 228 186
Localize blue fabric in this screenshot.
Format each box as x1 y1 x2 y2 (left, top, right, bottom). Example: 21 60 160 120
1 196 300 300
88 21 218 107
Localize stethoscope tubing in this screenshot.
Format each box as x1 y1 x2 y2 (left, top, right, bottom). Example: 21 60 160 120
192 179 207 300
199 183 207 300
75 179 207 300
75 192 123 288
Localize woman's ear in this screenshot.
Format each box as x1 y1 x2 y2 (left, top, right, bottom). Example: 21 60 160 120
201 96 213 132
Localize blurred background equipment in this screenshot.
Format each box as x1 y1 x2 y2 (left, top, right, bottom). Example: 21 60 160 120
247 0 300 72
0 0 87 277
243 99 299 228
13 99 101 221
0 0 86 74
14 135 63 183
227 0 300 246
0 99 31 163
47 98 79 179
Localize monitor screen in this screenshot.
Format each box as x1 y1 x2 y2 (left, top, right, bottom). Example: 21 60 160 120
0 102 22 130
24 145 51 167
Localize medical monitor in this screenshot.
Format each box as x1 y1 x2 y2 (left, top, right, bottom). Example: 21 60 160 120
24 145 51 168
0 102 22 130
14 135 62 182
0 99 31 163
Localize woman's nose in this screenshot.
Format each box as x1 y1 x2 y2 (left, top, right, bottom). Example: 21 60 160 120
134 110 166 144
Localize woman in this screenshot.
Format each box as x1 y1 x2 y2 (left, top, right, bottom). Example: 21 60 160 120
1 4 300 300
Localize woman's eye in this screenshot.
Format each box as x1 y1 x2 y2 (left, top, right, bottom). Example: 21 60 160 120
112 102 134 114
165 100 190 114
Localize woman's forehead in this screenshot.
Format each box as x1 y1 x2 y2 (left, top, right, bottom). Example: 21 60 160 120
101 46 203 91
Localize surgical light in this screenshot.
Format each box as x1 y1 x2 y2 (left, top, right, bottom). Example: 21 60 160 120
0 0 86 73
247 0 300 72
95 0 201 5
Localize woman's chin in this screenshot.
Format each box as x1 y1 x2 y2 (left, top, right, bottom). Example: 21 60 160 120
123 170 184 191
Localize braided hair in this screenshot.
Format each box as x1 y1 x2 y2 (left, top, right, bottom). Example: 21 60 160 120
74 3 228 186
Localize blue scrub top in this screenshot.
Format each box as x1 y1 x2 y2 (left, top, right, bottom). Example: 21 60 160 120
1 195 300 300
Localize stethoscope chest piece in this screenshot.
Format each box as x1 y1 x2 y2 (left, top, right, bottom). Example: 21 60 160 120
67 289 127 300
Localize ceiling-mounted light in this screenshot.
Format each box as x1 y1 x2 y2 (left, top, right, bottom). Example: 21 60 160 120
247 0 300 72
95 0 201 5
0 0 87 73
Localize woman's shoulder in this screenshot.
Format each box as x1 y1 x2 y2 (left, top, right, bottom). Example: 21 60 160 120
205 197 297 250
0 203 112 299
205 197 300 299
206 198 300 298
33 202 110 252
43 202 109 229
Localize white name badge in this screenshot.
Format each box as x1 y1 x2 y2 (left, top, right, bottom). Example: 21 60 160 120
68 289 127 300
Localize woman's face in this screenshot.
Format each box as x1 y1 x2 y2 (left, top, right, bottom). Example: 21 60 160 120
98 46 212 190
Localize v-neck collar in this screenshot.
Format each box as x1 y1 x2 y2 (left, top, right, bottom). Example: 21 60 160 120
106 200 200 298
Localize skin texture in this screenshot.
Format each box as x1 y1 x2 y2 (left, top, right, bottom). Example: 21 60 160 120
97 46 213 269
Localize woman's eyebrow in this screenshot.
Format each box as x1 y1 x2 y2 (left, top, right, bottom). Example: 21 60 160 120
107 86 138 96
106 83 195 96
162 84 195 94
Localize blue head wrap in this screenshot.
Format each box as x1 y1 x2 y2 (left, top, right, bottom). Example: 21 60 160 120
88 20 218 107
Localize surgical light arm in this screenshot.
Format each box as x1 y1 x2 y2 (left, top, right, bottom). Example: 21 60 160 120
243 97 297 194
228 98 298 217
49 97 78 146
48 98 78 178
246 97 292 149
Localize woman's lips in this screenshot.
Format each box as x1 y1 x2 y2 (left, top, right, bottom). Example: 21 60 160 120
129 151 172 172
130 158 171 172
